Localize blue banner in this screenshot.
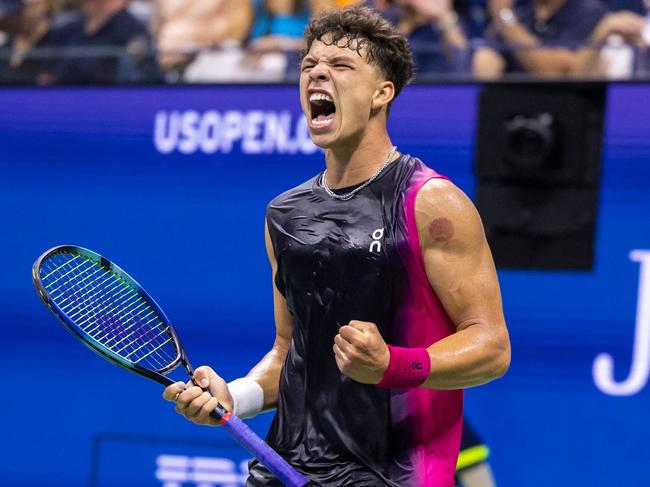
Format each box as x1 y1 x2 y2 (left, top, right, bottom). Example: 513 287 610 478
0 84 649 487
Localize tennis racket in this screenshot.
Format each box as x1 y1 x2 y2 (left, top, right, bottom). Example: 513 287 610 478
32 245 308 487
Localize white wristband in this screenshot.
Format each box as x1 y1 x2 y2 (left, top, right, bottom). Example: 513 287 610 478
227 378 264 419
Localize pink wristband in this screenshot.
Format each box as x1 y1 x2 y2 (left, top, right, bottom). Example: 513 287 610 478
377 345 431 389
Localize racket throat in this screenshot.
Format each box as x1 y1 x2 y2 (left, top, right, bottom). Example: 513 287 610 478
183 360 197 384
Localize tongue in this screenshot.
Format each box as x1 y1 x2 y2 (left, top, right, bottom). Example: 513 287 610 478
314 113 334 122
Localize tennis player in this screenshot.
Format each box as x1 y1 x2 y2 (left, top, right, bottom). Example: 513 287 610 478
163 6 511 486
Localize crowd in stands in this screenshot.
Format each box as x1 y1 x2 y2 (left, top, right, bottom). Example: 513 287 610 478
0 0 648 84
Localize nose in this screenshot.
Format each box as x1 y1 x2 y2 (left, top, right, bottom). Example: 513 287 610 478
309 62 330 82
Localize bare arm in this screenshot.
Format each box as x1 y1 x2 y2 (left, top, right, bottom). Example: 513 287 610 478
333 180 510 390
162 221 292 422
416 179 510 389
219 0 255 44
573 11 645 76
406 0 468 50
245 221 294 410
495 22 577 76
483 0 578 77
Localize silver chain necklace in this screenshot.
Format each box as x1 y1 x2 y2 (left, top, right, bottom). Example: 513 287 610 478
320 146 398 201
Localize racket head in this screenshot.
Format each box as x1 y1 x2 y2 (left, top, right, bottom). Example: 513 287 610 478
33 245 184 386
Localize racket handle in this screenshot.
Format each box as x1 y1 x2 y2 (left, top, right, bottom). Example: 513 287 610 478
216 410 309 487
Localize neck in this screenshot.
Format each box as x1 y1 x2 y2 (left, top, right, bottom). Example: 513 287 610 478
323 129 395 189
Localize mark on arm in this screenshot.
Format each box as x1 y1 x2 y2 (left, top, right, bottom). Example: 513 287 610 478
428 217 454 243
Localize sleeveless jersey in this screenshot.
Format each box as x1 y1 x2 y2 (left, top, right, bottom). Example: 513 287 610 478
248 155 463 486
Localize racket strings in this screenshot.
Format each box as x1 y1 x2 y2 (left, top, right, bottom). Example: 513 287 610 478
40 252 178 371
51 253 175 370
43 253 173 370
49 258 141 340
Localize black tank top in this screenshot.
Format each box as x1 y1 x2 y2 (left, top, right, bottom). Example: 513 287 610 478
248 155 463 487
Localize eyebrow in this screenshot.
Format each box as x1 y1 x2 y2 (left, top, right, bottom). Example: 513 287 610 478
301 55 357 65
330 56 357 64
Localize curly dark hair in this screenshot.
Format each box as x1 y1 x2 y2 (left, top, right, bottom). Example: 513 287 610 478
302 6 414 102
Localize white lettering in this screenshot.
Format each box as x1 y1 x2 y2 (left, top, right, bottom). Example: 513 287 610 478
156 454 249 487
154 111 180 154
262 112 279 153
242 111 265 154
221 111 244 153
593 250 650 396
178 110 200 154
198 111 221 154
275 111 297 154
370 228 384 253
153 110 318 155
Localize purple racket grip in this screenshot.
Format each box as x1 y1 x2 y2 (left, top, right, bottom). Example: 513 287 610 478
220 412 309 487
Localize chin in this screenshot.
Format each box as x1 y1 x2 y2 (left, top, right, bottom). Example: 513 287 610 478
308 127 343 149
310 135 335 149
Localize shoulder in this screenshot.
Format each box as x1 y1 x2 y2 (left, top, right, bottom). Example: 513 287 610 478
564 0 609 32
414 178 485 250
414 178 476 221
267 174 321 212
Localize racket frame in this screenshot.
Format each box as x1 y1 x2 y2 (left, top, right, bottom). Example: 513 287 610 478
32 245 309 487
32 245 187 388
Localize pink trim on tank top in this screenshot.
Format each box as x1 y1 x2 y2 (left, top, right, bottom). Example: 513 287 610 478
404 170 450 278
395 167 462 486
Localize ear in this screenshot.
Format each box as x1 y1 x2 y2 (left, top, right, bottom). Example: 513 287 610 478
371 80 395 111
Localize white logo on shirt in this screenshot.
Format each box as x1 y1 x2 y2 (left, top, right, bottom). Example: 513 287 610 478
370 228 384 253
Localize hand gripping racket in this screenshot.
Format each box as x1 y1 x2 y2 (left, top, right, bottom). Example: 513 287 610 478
32 245 308 487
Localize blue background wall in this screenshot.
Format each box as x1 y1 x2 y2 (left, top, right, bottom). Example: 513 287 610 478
0 84 649 486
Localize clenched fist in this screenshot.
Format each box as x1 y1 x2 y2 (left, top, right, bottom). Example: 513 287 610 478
333 320 390 384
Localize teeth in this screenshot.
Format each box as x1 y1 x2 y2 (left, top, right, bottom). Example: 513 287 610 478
309 93 333 103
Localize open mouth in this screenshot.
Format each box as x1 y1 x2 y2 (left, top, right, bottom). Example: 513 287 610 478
309 93 336 128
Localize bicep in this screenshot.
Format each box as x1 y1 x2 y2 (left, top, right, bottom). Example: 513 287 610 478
415 181 505 332
265 220 293 351
246 221 293 403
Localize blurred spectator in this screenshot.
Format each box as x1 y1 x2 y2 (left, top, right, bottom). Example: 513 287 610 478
177 1 335 83
153 0 254 78
376 0 470 76
46 0 161 83
574 7 647 77
250 0 310 46
607 0 645 13
0 0 58 83
473 0 609 78
244 1 336 80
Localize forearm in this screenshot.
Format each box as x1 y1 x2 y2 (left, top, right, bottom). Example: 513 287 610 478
435 12 468 50
245 341 289 409
422 321 510 390
222 0 254 43
499 24 575 75
573 46 606 76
